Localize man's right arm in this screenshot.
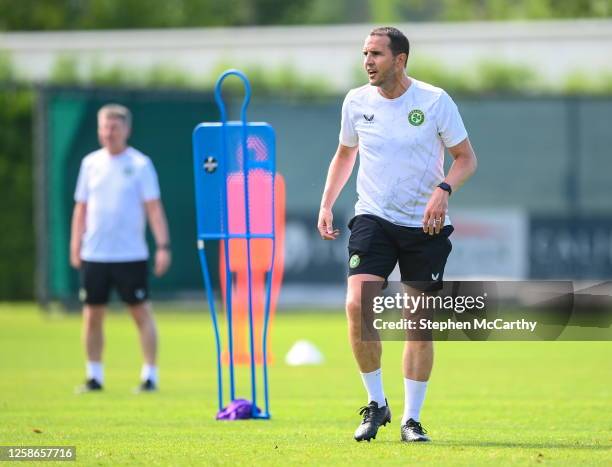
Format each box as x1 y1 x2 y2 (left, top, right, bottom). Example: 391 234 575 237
317 143 359 240
70 202 86 268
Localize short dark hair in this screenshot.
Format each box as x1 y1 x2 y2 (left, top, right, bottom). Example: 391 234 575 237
369 27 410 67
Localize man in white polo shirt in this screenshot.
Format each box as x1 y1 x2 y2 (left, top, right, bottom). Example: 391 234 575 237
70 104 171 393
318 27 477 442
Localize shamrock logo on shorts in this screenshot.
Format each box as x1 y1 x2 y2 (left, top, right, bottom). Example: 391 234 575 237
349 254 361 269
408 109 425 126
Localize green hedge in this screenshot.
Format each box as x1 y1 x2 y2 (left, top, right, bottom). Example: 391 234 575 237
0 86 34 299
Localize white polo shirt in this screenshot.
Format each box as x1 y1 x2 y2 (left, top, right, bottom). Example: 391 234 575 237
339 78 468 227
74 146 160 262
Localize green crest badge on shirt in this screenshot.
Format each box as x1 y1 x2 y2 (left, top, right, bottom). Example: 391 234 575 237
123 166 134 176
349 254 360 269
408 109 425 126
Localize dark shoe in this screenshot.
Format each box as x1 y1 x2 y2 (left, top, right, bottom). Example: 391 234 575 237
354 400 391 442
75 378 103 394
400 418 431 442
134 379 157 393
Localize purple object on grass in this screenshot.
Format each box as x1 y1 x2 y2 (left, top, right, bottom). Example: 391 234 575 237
216 399 261 420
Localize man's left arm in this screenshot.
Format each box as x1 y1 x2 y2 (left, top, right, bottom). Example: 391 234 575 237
422 138 478 235
145 199 171 277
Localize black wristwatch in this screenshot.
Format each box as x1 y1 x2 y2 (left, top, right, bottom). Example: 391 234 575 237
437 182 452 196
157 243 171 251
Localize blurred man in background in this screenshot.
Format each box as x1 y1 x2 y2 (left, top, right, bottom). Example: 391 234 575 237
70 104 171 393
318 27 477 442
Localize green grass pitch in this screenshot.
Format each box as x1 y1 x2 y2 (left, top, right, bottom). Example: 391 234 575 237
0 303 610 465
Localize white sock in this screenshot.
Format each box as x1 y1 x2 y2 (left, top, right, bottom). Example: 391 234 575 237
402 378 428 425
141 364 158 384
360 368 386 407
86 361 104 384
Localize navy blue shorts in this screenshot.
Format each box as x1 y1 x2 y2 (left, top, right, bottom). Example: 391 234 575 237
80 260 149 305
347 214 453 290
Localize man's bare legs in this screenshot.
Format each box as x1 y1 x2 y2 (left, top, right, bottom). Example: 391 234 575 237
129 302 157 365
403 283 434 382
81 301 159 389
82 304 105 386
346 274 385 373
347 274 392 441
129 301 158 386
400 284 434 440
403 341 433 381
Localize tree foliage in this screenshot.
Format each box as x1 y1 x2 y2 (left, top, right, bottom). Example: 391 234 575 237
0 84 34 299
0 0 314 30
0 0 609 30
